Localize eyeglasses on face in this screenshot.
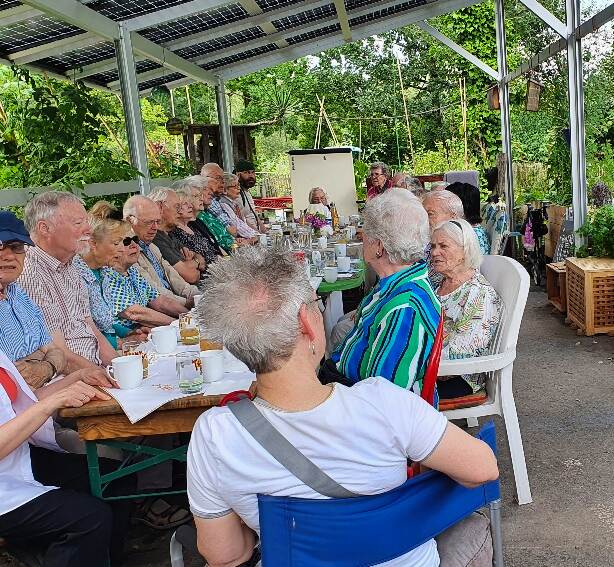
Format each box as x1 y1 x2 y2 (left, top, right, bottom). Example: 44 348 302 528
0 241 26 254
130 215 161 228
122 235 139 247
369 172 385 179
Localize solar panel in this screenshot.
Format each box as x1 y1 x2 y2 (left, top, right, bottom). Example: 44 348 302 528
0 1 21 10
202 43 277 70
139 71 184 91
0 15 82 54
349 0 425 26
272 3 335 31
89 0 191 22
88 59 161 85
175 27 265 60
141 4 248 44
37 42 115 72
256 0 305 12
286 23 340 45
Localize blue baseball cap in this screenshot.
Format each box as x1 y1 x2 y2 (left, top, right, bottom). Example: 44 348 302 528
0 211 34 246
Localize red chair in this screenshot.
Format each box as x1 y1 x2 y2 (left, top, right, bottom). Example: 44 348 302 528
420 310 444 407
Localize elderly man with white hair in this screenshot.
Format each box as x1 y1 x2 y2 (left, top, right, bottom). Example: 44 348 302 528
430 218 502 399
18 191 117 372
320 189 441 395
200 162 237 236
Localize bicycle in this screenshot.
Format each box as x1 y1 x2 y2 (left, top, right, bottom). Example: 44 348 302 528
519 202 549 287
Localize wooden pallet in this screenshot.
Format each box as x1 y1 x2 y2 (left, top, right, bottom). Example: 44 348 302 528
565 257 614 335
546 261 567 313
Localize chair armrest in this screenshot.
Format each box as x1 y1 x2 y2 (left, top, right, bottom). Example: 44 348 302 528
437 349 516 376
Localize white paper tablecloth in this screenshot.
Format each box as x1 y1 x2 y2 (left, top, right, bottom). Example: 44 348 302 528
104 344 255 424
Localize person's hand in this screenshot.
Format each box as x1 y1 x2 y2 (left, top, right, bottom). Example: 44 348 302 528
66 367 114 388
181 247 195 261
43 381 110 411
126 327 149 341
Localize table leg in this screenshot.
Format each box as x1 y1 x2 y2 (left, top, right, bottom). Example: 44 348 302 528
86 440 103 498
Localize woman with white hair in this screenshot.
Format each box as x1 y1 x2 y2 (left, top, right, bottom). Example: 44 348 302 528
321 189 440 393
431 219 503 399
220 173 260 239
187 247 498 567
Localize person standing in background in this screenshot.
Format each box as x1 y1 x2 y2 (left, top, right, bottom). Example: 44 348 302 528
233 159 266 232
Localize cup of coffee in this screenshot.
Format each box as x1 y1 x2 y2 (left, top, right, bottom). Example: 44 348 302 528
324 266 338 283
106 355 143 390
200 350 224 383
337 256 351 273
149 326 177 354
334 243 347 258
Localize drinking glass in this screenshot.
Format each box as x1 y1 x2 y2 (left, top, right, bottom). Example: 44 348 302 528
297 227 312 251
271 230 284 250
176 352 204 394
179 314 200 346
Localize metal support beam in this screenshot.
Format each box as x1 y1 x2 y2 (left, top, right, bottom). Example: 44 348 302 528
494 0 514 228
333 0 353 42
415 21 499 81
0 5 43 26
124 1 234 31
215 78 234 172
566 0 587 238
9 32 99 66
517 0 566 37
115 25 150 194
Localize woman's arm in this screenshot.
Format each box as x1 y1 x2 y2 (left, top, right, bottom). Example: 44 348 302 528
148 295 187 318
13 343 67 389
0 381 109 460
121 304 174 327
194 514 256 567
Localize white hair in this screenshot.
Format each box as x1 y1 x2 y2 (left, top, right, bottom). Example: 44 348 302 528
148 187 176 203
431 181 450 191
370 161 391 178
196 247 315 374
223 173 238 188
422 189 465 219
123 194 154 219
308 187 327 203
24 190 83 234
433 218 482 270
362 188 430 264
201 162 224 176
172 176 204 195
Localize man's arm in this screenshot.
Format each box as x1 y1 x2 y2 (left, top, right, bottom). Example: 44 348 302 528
14 343 67 389
120 304 175 327
194 514 256 567
86 317 118 366
51 331 99 373
173 260 201 284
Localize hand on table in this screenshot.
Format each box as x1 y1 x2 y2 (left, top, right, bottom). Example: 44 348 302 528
43 381 110 411
67 366 114 388
126 327 150 342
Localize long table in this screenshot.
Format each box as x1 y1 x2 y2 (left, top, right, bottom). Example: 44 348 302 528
58 384 256 500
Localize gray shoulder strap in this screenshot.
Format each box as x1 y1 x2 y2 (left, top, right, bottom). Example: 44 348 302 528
227 398 359 499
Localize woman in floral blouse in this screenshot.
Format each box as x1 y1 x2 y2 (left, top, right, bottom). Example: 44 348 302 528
430 218 503 399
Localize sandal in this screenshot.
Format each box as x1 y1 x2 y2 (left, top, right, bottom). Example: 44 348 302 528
134 498 192 531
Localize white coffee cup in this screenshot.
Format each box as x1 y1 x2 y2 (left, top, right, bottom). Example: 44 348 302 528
200 350 224 383
149 325 177 354
107 355 143 390
259 234 268 247
193 294 203 307
324 266 338 283
334 243 347 258
318 236 328 250
337 256 351 273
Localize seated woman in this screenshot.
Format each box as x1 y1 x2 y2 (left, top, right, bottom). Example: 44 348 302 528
0 349 135 566
103 231 186 330
305 187 332 220
321 189 440 394
187 248 498 567
430 219 503 399
220 174 260 239
447 182 491 255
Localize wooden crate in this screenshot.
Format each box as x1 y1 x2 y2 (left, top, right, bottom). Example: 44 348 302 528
565 257 614 335
545 205 567 259
546 262 567 313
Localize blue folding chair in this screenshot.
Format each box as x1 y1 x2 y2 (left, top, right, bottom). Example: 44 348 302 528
258 421 503 566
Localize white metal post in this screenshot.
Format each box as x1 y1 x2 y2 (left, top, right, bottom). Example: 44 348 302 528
494 0 514 230
566 0 588 238
115 24 150 194
215 76 234 171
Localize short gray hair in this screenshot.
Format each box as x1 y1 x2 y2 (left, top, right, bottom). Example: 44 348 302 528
422 190 465 219
433 218 482 269
431 181 450 191
24 190 83 233
196 247 315 374
308 187 326 202
363 188 430 264
172 175 204 195
370 161 391 178
393 175 425 197
223 173 238 188
148 187 175 203
123 194 153 219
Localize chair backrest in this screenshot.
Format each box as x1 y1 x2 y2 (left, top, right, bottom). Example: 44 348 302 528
479 255 530 354
420 310 444 407
258 422 500 567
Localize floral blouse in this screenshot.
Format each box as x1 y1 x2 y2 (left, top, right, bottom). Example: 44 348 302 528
438 271 503 392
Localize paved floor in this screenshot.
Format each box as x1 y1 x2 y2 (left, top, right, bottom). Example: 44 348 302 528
2 290 613 566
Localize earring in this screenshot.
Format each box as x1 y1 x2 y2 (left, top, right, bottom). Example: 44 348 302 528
310 342 316 355
376 250 383 258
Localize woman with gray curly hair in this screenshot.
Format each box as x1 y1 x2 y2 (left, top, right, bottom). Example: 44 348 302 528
186 247 498 567
321 189 441 394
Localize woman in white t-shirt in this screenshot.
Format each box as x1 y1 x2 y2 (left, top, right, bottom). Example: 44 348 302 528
188 248 499 567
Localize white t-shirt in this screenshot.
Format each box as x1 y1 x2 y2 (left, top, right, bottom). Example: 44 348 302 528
187 377 448 567
0 351 61 516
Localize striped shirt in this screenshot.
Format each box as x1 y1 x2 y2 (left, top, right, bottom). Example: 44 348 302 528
0 283 52 362
139 241 170 289
208 198 231 227
18 246 100 364
332 261 440 393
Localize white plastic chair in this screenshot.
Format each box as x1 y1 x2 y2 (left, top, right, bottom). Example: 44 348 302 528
438 255 533 505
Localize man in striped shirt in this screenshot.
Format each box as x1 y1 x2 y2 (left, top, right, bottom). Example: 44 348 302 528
18 192 118 372
329 189 440 394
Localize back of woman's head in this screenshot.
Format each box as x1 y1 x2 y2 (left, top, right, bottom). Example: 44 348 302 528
88 201 128 241
196 248 315 374
446 182 482 225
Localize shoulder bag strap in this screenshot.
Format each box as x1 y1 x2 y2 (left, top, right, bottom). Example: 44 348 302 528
228 398 360 498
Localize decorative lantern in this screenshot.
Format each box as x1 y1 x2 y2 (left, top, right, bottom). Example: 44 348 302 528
525 78 542 112
487 85 500 110
165 117 184 136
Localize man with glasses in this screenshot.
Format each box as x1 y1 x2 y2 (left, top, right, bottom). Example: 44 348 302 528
201 163 237 236
124 194 199 307
366 161 392 200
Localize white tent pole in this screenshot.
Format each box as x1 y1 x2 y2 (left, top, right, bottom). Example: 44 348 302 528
215 77 234 171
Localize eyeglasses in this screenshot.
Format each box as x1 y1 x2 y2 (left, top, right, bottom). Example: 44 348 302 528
130 215 161 228
369 172 386 179
0 241 26 254
306 295 325 313
122 236 139 247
